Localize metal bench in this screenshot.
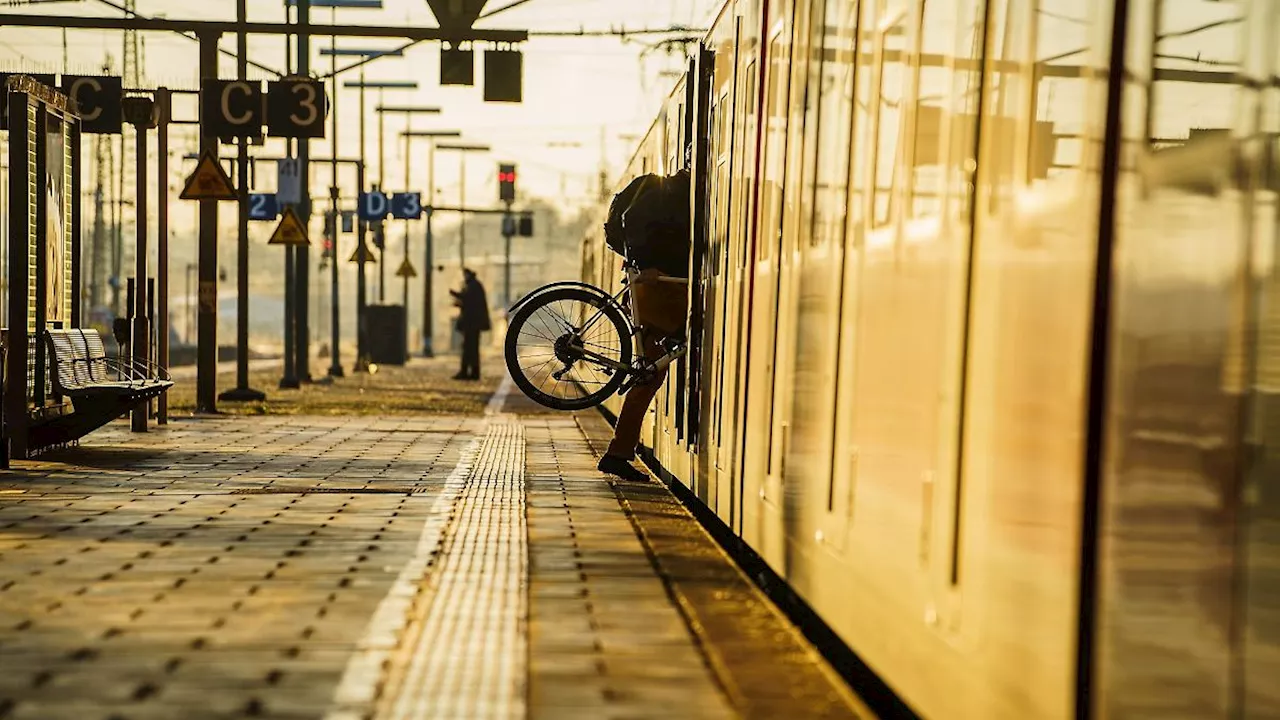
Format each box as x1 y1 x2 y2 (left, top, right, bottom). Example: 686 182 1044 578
46 328 172 402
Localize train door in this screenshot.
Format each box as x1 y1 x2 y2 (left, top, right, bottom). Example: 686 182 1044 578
699 32 739 514
739 0 796 568
726 22 762 537
765 0 820 566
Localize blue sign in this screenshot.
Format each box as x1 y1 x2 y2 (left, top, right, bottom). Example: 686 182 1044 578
358 191 389 221
248 193 280 221
390 192 423 220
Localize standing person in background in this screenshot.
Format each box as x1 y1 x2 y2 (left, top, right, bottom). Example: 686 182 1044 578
451 269 490 380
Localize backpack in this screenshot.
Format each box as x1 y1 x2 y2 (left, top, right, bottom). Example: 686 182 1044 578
622 171 690 277
604 174 657 258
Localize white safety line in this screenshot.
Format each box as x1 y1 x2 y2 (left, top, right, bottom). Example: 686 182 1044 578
325 373 518 720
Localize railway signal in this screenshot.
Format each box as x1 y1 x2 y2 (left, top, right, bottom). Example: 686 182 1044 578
498 163 516 202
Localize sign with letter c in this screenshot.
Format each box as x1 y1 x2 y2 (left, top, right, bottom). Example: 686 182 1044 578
201 79 263 139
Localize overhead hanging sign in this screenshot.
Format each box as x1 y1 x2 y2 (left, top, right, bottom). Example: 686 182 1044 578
268 206 310 245
180 150 237 201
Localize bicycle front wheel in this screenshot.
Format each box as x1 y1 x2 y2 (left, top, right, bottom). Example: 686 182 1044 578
504 286 633 411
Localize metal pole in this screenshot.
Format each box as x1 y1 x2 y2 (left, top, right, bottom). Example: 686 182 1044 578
157 88 171 424
459 153 466 266
402 130 410 321
354 75 370 373
328 24 343 379
196 31 220 413
223 0 266 402
280 6 299 389
131 121 149 432
422 141 434 357
377 89 386 303
296 0 312 383
503 200 512 307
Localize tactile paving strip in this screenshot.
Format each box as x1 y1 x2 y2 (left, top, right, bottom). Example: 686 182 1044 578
374 421 527 719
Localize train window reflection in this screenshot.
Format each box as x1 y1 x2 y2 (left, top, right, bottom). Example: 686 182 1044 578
872 10 907 227
811 0 857 245
908 0 952 218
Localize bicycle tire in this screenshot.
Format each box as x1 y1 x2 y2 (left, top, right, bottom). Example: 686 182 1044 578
504 285 633 411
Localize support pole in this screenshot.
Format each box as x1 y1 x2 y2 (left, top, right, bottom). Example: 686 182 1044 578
422 142 435 357
402 130 410 350
157 88 171 424
327 28 343 378
502 200 512 308
353 77 370 373
196 31 221 413
131 120 149 432
296 0 312 383
222 0 266 403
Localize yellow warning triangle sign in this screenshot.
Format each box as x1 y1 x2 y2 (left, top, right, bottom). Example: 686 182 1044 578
179 149 237 201
348 242 377 264
268 207 310 246
395 258 418 278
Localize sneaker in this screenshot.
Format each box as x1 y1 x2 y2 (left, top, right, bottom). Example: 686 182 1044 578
597 454 649 482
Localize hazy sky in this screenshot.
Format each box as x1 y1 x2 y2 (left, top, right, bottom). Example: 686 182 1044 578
0 0 722 210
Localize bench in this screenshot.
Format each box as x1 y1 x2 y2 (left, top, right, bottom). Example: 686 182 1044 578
46 328 172 401
21 328 172 449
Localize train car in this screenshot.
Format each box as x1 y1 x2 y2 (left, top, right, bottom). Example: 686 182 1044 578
587 0 1280 718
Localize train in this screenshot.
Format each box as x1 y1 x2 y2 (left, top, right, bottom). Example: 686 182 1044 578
579 0 1279 718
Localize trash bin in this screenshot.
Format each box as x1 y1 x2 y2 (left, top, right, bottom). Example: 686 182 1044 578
364 304 407 365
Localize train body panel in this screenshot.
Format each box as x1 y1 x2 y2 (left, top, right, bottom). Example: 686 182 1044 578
578 0 1280 717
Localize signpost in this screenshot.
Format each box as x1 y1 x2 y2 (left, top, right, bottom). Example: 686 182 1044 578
358 190 389 221
269 207 310 246
390 192 422 219
267 77 327 138
249 193 281 220
277 158 301 204
200 79 263 139
180 149 237 201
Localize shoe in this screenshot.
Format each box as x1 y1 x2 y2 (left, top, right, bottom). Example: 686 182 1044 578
597 454 649 482
452 372 467 380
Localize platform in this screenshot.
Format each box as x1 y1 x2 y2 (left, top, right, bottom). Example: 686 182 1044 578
0 362 868 719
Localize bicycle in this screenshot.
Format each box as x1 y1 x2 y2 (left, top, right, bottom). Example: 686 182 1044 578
504 262 689 411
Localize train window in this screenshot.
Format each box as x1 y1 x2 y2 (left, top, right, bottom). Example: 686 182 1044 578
982 0 1033 204
811 0 858 245
947 0 985 220
759 32 792 262
872 6 909 227
908 0 953 217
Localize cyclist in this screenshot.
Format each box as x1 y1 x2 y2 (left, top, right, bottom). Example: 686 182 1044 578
596 164 692 482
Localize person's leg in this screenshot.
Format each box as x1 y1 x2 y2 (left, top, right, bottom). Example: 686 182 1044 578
455 325 471 379
466 330 481 378
598 332 665 481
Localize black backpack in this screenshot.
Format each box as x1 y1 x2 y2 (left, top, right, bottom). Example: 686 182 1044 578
604 174 657 259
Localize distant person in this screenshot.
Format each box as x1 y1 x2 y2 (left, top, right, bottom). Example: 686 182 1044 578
451 268 490 380
596 164 692 482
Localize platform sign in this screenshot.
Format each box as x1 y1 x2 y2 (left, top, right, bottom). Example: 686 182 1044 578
390 192 422 220
248 193 280 221
268 206 309 245
180 150 237 201
341 211 355 233
62 75 123 134
201 79 263 139
277 159 301 205
267 78 327 139
358 191 389 221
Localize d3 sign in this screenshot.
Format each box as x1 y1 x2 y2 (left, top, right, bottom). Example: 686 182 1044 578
358 192 389 221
